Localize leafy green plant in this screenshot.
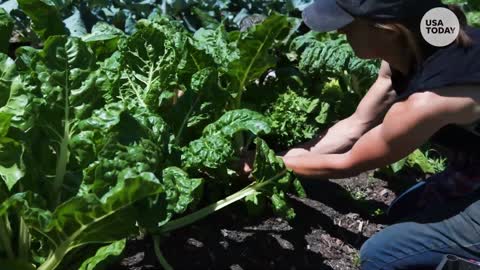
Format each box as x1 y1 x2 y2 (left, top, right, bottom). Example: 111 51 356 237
0 12 307 270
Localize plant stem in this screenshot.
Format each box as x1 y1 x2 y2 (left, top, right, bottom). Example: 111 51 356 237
18 217 31 260
0 215 14 259
153 236 173 270
157 169 287 234
52 127 69 207
38 240 70 270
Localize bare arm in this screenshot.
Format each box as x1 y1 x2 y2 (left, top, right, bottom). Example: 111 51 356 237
282 87 480 179
282 61 398 157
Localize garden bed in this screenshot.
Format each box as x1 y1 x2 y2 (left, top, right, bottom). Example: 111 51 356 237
111 170 421 270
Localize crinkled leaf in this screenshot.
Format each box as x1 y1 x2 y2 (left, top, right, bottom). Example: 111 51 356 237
251 138 299 220
162 167 203 215
203 109 271 139
270 191 295 219
78 239 126 270
293 178 306 198
71 102 125 167
252 137 285 181
182 134 233 170
82 138 163 197
193 25 238 69
266 90 320 148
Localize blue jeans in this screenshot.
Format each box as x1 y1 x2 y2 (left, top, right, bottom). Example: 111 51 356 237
360 186 480 269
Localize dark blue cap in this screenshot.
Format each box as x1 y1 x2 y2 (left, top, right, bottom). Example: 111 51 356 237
303 0 446 32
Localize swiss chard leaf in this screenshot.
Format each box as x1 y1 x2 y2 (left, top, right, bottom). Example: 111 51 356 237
226 14 299 106
0 8 13 54
78 239 126 270
17 0 67 40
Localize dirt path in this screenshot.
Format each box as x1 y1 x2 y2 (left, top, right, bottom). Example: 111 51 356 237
110 169 423 270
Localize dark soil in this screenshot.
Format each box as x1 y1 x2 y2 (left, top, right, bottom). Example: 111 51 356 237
109 169 425 270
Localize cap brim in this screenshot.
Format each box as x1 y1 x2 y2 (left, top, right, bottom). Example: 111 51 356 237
302 0 354 32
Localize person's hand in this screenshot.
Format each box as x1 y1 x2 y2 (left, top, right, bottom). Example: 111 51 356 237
232 150 256 181
282 148 310 158
378 60 393 79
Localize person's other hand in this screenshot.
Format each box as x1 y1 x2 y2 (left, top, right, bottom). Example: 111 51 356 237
232 150 255 181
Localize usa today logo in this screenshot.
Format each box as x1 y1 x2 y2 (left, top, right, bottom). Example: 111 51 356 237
421 7 460 47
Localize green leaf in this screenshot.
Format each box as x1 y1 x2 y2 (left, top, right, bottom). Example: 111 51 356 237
193 26 238 69
118 18 189 111
250 137 298 219
0 137 25 191
244 191 266 216
162 167 203 215
226 14 297 104
71 102 125 167
82 138 163 197
182 134 234 170
0 112 24 191
293 178 306 198
266 90 321 148
165 67 227 145
203 109 271 139
36 173 163 270
252 138 286 182
17 0 67 40
0 112 11 137
83 23 125 61
271 191 295 219
468 11 480 27
0 8 13 54
182 109 270 173
390 158 407 173
28 36 100 202
78 240 126 270
0 53 16 107
406 149 435 174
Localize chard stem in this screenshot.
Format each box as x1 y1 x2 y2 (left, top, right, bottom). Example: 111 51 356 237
153 236 173 270
18 217 31 260
0 215 14 259
158 169 287 234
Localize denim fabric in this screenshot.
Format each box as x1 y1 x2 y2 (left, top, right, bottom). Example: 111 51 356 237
360 189 480 270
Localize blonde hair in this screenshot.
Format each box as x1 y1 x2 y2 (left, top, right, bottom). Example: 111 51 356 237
372 4 472 69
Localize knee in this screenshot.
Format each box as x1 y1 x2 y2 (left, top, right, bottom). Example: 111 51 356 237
359 234 394 270
360 238 382 270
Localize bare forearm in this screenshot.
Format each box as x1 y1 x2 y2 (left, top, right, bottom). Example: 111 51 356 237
280 116 366 158
309 116 367 155
281 152 357 179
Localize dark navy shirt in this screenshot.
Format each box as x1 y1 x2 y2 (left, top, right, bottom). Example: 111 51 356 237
390 26 480 154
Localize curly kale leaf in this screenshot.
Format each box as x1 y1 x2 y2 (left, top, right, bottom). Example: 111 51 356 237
265 90 328 149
